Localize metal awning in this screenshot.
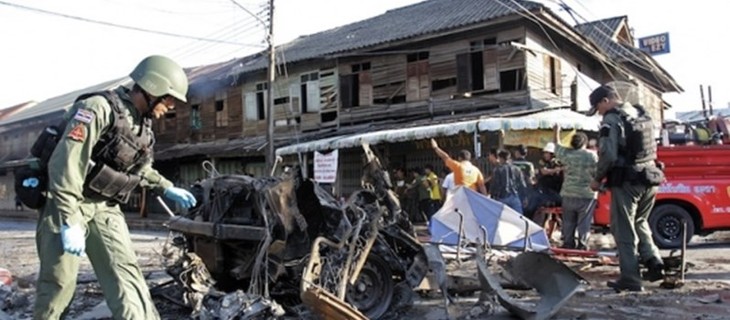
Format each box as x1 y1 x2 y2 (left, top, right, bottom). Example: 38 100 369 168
276 109 600 156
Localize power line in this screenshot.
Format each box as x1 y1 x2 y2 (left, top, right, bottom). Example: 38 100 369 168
0 0 262 46
553 0 671 90
170 19 267 61
228 0 268 30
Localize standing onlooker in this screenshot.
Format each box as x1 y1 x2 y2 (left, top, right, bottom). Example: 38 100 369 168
524 142 564 221
441 169 455 195
512 144 536 186
553 126 598 250
489 149 527 214
588 84 665 292
438 168 452 197
393 167 417 220
424 164 442 214
587 138 599 154
484 148 499 188
407 167 431 222
430 139 488 195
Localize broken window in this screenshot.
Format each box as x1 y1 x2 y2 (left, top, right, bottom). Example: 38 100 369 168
215 92 228 127
500 68 526 92
545 55 562 95
244 83 267 121
341 62 372 108
456 38 500 93
190 104 201 130
340 73 359 108
431 78 457 92
321 110 337 123
301 71 321 113
406 51 430 101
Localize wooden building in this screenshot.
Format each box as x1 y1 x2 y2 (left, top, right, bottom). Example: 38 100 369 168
151 0 680 195
0 0 682 208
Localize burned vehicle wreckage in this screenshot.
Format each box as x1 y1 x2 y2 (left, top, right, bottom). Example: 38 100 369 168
164 146 429 319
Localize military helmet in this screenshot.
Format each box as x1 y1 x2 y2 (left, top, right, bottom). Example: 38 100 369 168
129 55 188 102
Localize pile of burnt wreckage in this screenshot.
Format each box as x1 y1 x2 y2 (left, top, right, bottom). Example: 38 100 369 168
155 144 584 320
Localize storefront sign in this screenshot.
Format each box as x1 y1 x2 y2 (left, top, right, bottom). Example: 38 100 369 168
638 33 670 55
503 130 574 149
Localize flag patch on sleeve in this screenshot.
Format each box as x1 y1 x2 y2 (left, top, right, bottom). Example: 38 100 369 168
73 109 95 123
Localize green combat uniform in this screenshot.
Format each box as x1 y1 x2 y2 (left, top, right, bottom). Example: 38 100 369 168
33 87 172 319
595 102 663 288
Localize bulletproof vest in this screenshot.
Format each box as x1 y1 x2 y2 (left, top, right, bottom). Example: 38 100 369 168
607 105 657 165
28 90 154 204
81 91 155 174
79 91 154 203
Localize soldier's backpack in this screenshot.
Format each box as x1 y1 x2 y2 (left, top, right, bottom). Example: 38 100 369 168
13 91 119 209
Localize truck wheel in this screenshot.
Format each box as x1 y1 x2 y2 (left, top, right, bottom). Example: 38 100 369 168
346 254 394 319
649 204 695 249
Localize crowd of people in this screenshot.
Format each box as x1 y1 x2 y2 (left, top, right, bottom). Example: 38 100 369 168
390 84 666 292
391 134 600 250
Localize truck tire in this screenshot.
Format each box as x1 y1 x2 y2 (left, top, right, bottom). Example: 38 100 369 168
346 254 394 319
649 204 695 249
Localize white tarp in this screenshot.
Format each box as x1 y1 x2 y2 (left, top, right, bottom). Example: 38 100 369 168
477 109 601 132
276 108 599 156
429 186 550 251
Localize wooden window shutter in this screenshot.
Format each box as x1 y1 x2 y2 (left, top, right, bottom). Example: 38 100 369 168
483 49 499 91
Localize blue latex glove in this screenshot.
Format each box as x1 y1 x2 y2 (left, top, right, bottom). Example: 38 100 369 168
61 224 86 256
164 187 197 208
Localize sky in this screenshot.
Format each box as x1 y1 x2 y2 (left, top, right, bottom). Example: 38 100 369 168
0 0 727 119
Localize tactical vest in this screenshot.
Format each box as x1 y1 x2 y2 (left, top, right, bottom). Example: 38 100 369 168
607 105 657 165
82 91 155 203
28 90 154 204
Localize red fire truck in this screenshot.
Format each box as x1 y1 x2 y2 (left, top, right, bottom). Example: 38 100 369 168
593 119 730 248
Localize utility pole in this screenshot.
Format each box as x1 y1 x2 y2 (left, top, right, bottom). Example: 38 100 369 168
265 0 276 172
700 84 707 119
708 85 714 116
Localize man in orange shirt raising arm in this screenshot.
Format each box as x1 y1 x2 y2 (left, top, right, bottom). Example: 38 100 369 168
430 139 488 196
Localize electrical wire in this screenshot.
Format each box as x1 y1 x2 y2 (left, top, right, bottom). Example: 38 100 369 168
0 0 259 46
559 0 676 93
496 0 672 95
228 0 268 30
540 0 671 92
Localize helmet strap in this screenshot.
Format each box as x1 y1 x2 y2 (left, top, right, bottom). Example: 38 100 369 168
141 91 159 119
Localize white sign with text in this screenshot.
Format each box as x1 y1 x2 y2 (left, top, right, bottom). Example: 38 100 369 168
314 150 338 183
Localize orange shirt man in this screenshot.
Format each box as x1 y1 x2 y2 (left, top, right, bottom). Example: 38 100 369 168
430 139 488 195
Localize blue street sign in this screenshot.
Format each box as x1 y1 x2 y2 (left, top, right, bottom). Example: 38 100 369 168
638 33 670 55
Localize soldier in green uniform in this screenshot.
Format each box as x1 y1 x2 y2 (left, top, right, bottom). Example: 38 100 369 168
33 55 197 319
588 84 665 292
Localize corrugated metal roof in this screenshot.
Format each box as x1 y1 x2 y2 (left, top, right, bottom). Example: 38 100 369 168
574 16 681 92
0 101 36 120
676 108 730 123
575 16 626 52
575 16 641 61
220 0 544 79
0 77 130 126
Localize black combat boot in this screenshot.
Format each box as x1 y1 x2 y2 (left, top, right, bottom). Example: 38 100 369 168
642 258 665 282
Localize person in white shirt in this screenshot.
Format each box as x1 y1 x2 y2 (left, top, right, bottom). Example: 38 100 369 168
441 172 455 200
